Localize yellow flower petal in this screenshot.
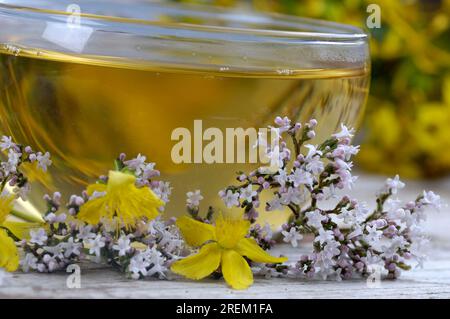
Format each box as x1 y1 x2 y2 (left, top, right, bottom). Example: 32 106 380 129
0 229 19 272
110 183 163 226
221 249 253 290
0 194 14 225
171 242 222 280
107 170 135 190
86 183 107 196
2 220 40 240
77 196 108 225
130 241 148 251
215 213 250 249
78 171 164 227
176 216 215 247
236 238 288 264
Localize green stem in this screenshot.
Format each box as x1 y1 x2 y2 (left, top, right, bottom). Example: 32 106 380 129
0 226 20 241
0 178 7 193
114 159 124 171
291 134 301 158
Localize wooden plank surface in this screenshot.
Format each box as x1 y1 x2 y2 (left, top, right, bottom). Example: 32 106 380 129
1 174 449 299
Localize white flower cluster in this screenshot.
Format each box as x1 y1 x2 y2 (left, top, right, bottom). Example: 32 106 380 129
284 184 441 281
218 119 359 222
218 117 442 281
20 191 186 280
122 153 172 207
0 135 51 200
126 218 186 279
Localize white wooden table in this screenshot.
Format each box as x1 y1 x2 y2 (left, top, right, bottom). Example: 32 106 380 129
1 174 450 299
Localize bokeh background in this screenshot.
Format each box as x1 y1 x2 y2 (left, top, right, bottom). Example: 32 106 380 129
172 0 450 179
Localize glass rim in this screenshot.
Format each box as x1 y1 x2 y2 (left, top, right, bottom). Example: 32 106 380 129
0 0 370 76
1 0 369 40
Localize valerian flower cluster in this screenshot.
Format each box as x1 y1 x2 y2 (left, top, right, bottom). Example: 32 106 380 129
19 155 186 280
0 137 51 274
209 117 442 281
0 116 443 290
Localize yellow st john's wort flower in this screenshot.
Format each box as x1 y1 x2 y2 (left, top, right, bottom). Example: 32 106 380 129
0 194 14 226
0 229 19 271
171 215 287 290
78 170 164 228
0 194 19 271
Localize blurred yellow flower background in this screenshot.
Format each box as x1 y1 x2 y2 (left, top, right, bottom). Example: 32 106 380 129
173 0 450 178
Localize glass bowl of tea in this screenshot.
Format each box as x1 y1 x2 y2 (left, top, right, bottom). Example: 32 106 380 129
0 0 370 227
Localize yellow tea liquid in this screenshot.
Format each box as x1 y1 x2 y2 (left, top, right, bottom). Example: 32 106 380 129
0 46 369 225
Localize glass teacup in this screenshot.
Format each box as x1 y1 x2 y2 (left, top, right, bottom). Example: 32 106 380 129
0 0 370 226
